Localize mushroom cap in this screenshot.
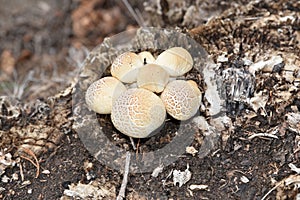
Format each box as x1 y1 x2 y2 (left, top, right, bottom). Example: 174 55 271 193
138 51 155 64
155 47 193 76
111 51 144 83
137 64 169 93
160 80 201 120
111 88 166 138
85 77 127 114
187 80 202 96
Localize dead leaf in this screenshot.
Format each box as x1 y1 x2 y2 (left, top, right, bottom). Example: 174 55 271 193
0 50 15 76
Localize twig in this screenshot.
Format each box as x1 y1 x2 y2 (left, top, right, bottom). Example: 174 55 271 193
261 181 283 200
121 0 145 27
20 155 38 168
162 169 173 187
134 8 145 26
20 147 40 178
261 175 300 200
116 152 131 200
19 163 24 182
136 139 140 158
248 133 278 140
289 163 300 174
129 137 136 150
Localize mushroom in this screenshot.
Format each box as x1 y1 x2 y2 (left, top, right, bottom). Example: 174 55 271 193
85 77 127 114
160 80 201 120
111 88 166 138
111 51 144 83
138 51 155 64
137 64 169 93
155 47 193 76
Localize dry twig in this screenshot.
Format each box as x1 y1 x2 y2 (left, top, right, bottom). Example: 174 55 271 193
129 137 136 150
116 151 131 200
121 0 145 27
20 147 40 178
248 133 279 140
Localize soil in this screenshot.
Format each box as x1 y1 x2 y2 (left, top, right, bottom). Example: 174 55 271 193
0 0 300 200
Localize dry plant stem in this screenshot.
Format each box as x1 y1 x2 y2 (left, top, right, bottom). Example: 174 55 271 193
134 8 145 25
261 181 286 200
248 133 279 140
162 169 173 187
136 139 140 159
129 137 136 150
117 151 131 200
19 164 24 182
20 148 40 178
121 0 145 27
261 175 300 200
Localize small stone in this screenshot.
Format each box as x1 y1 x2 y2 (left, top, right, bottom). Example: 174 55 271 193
42 170 51 175
240 175 250 183
189 184 209 190
1 175 9 183
186 146 198 156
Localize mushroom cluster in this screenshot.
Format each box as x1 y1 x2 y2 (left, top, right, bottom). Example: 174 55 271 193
85 47 202 138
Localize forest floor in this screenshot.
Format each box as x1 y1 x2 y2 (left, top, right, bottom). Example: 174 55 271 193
0 0 300 199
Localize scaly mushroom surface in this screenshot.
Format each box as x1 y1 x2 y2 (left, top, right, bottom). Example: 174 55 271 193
111 88 166 138
160 80 201 120
85 77 127 114
111 51 144 83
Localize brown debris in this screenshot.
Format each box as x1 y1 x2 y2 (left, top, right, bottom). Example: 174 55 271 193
0 50 15 78
19 148 40 178
0 91 72 156
71 0 130 44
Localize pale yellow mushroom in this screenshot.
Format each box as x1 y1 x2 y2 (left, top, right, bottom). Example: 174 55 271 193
138 51 155 64
160 80 201 120
111 88 166 138
137 64 169 93
187 80 201 96
85 77 127 114
111 51 144 83
155 47 193 76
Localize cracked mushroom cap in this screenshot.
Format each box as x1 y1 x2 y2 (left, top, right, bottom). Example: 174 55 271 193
111 88 166 138
155 47 193 77
137 63 169 93
161 80 201 120
110 51 144 83
85 77 127 114
138 51 155 64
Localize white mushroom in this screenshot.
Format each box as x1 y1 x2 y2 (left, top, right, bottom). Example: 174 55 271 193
138 51 155 64
155 47 193 76
160 80 201 120
111 51 144 83
137 64 169 93
111 88 166 138
85 77 127 114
